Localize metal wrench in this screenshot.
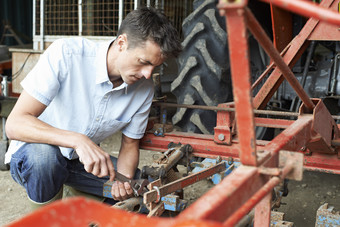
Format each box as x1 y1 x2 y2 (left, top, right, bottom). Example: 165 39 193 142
113 170 149 197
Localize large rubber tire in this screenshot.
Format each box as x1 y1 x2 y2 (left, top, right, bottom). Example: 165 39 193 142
171 0 232 134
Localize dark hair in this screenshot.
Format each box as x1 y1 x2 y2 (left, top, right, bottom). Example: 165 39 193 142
117 7 182 58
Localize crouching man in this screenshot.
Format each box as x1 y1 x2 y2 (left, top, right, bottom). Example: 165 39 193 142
5 7 181 209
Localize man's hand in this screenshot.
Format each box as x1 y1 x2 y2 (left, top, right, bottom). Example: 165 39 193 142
74 134 115 181
111 181 134 201
110 134 140 201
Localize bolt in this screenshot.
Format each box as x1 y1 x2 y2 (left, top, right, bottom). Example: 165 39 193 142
218 134 225 141
216 156 222 163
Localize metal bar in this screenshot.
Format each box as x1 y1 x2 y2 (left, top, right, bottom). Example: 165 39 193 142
33 0 37 49
224 162 294 226
143 162 226 204
141 131 340 174
153 102 340 120
251 45 289 91
119 0 123 28
254 191 271 227
261 0 340 26
153 102 300 118
245 7 315 111
254 117 293 129
40 0 44 50
225 7 257 166
78 0 82 36
177 165 260 222
252 0 334 110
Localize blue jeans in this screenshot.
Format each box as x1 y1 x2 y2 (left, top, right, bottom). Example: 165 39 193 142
10 143 138 203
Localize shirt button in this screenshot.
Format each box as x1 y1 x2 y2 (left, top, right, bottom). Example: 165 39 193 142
104 95 108 99
96 118 100 121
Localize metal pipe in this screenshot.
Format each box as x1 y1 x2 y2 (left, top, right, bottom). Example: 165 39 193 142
251 61 275 91
119 0 123 29
153 102 340 120
260 0 340 27
245 8 315 111
293 41 317 112
40 0 44 50
251 44 289 91
33 0 37 50
330 53 340 95
78 0 82 36
153 102 300 118
223 162 294 226
301 41 317 89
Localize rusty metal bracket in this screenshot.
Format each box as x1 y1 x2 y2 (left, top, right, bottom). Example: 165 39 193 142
147 201 165 217
143 162 226 204
300 99 340 154
214 103 235 145
141 143 193 180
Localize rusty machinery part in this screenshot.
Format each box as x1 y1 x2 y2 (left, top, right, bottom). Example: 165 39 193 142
141 143 193 181
143 161 227 205
113 197 146 213
171 0 270 135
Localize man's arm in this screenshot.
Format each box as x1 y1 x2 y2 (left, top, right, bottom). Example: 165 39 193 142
111 134 140 200
6 90 115 180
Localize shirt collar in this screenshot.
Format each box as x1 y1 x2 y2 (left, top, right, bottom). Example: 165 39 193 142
95 39 114 85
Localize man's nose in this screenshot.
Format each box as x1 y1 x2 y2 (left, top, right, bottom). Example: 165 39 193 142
141 66 154 79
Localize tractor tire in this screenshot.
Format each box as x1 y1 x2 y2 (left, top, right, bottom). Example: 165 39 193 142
171 0 269 134
171 0 232 134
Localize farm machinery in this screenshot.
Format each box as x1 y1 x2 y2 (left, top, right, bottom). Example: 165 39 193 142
5 0 340 226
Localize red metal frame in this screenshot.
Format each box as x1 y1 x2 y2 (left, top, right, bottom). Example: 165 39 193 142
8 0 340 226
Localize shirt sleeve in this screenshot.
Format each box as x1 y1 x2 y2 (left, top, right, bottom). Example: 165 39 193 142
122 80 154 139
21 39 68 106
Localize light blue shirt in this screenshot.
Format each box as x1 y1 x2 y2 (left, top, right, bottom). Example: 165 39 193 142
6 37 154 163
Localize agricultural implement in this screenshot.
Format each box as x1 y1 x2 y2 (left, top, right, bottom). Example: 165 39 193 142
6 0 340 226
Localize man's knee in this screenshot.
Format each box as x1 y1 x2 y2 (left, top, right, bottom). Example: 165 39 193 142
23 143 67 172
11 143 69 202
11 143 68 184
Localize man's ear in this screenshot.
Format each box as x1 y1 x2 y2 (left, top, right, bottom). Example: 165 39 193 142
117 34 128 51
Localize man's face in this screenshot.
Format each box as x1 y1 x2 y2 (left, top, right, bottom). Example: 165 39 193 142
115 38 165 85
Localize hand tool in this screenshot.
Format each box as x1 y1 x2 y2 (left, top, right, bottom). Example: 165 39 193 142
114 170 149 196
103 170 149 198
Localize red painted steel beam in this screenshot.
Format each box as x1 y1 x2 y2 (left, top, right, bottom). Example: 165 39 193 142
140 118 340 174
260 0 340 26
224 6 257 166
141 131 241 159
245 7 315 111
7 197 224 227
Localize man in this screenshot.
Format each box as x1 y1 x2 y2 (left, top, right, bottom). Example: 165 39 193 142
5 7 181 208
